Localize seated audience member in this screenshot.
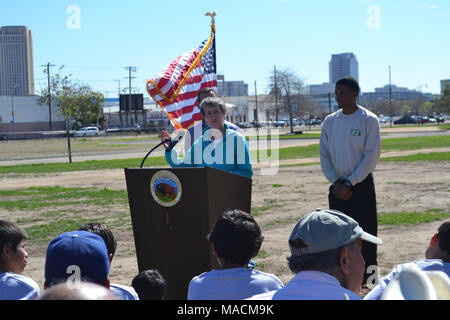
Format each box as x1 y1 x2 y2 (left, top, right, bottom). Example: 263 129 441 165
44 230 110 290
187 209 283 300
365 220 450 300
0 220 40 300
38 281 118 300
79 223 139 300
132 269 167 300
251 209 382 300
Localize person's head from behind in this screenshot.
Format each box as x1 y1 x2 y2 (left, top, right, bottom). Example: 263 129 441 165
199 97 227 131
78 223 117 264
132 269 167 300
208 209 263 268
44 230 110 289
0 220 28 274
38 281 118 300
335 77 360 109
426 221 450 262
287 209 382 294
197 87 217 106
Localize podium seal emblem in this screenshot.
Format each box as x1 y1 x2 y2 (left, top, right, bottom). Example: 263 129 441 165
150 170 182 207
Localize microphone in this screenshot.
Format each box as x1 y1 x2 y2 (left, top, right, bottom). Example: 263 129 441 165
139 136 182 168
165 136 181 153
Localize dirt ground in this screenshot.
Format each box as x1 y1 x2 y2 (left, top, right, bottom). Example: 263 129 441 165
4 156 449 297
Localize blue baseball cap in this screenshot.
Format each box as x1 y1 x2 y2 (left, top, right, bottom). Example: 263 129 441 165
289 209 382 256
45 231 110 286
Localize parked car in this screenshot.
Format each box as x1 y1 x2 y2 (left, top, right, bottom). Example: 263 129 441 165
393 116 418 125
273 120 287 127
431 114 445 123
419 116 436 124
378 115 391 123
105 124 142 134
305 118 322 126
236 122 252 129
293 118 303 126
74 126 99 137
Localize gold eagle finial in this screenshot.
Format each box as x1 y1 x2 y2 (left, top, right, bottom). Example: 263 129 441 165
205 11 217 23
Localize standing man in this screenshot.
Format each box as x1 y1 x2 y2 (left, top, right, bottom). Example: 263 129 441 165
319 77 381 285
184 87 241 152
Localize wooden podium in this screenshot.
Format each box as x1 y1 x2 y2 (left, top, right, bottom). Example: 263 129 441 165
124 167 252 300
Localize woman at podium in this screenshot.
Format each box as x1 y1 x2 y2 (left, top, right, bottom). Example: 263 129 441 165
161 97 253 178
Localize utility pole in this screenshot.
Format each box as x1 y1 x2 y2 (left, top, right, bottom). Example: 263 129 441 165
389 65 392 127
115 79 123 127
274 65 278 121
124 67 136 126
42 62 55 131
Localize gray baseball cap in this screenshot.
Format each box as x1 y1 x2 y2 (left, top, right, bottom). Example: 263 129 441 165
289 209 382 256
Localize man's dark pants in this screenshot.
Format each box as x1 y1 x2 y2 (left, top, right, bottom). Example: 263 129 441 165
328 173 378 285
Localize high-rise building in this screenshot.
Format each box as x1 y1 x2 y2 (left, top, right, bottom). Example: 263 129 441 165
441 79 450 94
0 26 34 96
329 53 359 85
217 80 248 97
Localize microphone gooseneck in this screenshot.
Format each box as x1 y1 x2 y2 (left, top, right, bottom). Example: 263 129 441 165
140 138 171 168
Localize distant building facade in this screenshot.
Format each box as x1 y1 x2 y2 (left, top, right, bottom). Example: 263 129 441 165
0 95 65 133
441 79 450 94
0 26 35 96
360 84 434 104
329 52 359 84
217 80 248 97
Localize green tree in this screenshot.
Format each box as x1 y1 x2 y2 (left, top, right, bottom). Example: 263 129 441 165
38 66 105 163
38 66 105 128
436 86 450 114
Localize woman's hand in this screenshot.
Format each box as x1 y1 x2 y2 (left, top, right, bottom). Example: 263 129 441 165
160 130 171 149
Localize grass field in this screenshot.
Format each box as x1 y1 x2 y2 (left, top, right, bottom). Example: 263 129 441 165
0 186 131 243
1 135 449 174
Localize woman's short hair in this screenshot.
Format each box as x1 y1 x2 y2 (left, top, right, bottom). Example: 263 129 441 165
208 209 263 265
199 97 226 116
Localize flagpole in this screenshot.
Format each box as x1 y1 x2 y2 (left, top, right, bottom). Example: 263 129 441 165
205 11 217 74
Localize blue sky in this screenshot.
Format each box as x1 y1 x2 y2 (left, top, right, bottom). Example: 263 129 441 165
1 0 449 97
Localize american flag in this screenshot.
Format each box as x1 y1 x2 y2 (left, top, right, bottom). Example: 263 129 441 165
146 25 217 130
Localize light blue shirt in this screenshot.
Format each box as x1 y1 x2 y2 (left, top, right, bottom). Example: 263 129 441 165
110 283 139 300
364 259 450 300
0 272 40 300
271 271 361 300
187 267 283 300
166 124 253 178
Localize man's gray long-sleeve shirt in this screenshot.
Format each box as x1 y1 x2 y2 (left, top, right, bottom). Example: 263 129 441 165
319 105 381 186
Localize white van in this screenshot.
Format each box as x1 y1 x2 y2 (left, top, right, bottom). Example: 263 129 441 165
74 126 99 137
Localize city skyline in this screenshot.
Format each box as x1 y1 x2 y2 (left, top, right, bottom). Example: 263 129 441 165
0 0 448 97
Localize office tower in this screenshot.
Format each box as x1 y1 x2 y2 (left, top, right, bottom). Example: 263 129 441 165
329 53 359 85
217 80 248 97
441 79 450 94
0 26 34 96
